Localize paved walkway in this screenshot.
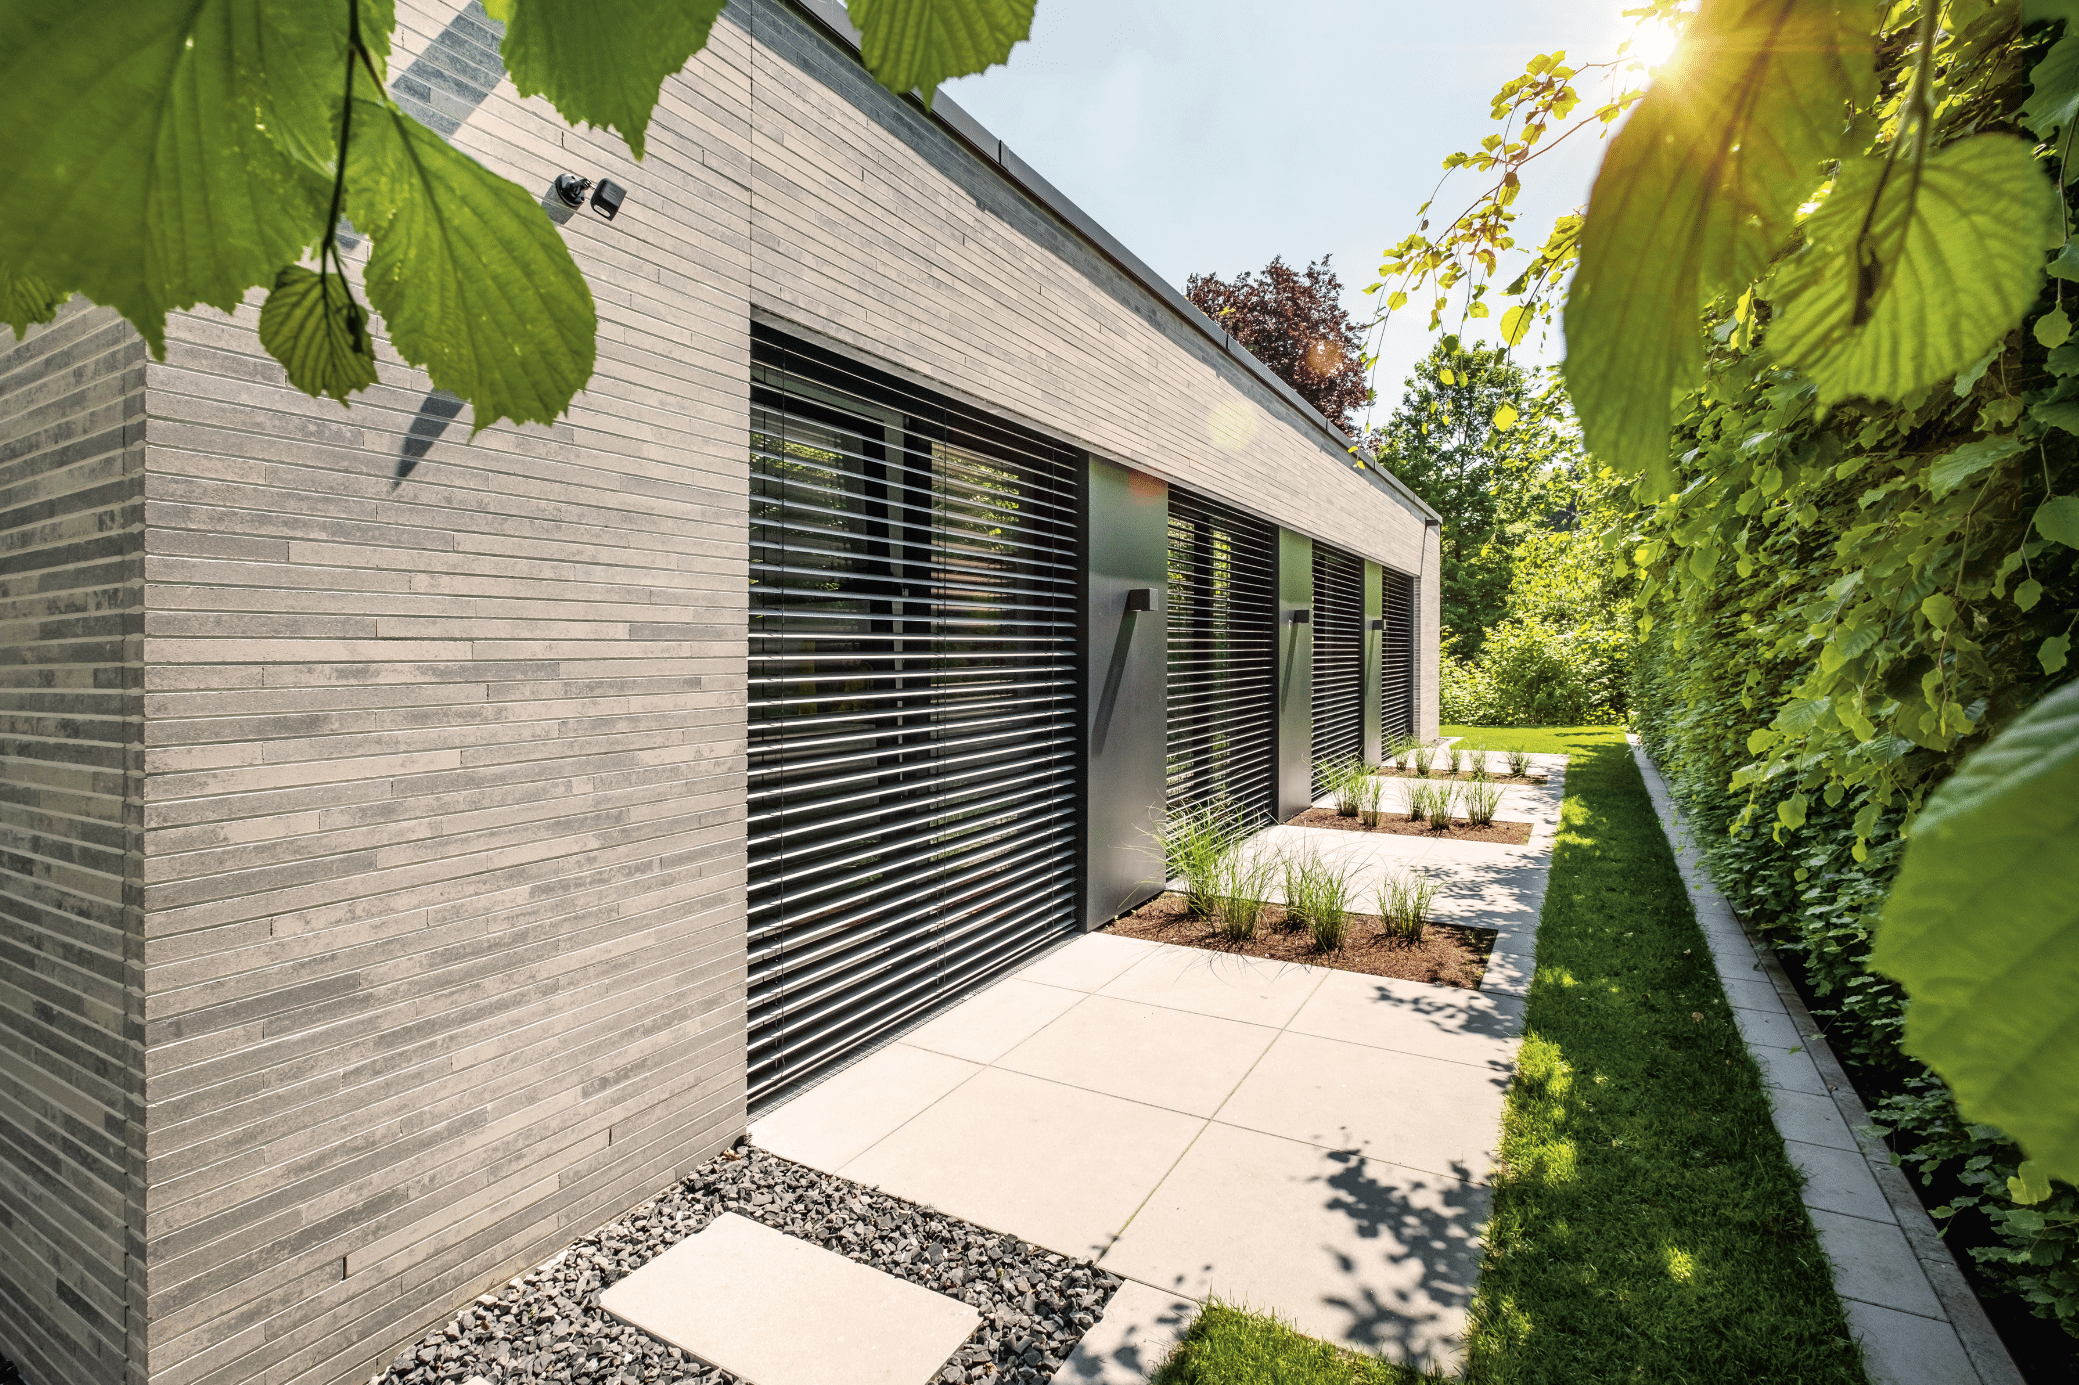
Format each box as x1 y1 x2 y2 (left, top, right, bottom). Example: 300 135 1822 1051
749 757 1566 1380
1628 740 2023 1385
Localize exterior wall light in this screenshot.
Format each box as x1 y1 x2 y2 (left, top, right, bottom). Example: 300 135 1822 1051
1368 618 1385 630
553 173 629 221
1123 588 1154 613
1290 608 1311 624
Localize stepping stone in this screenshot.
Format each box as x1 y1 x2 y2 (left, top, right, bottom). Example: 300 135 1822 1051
600 1213 980 1385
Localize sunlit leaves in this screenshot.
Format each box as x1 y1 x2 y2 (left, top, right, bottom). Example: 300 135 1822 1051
1564 0 1873 491
1499 304 1535 346
1770 137 2062 405
258 265 380 404
0 0 345 353
846 0 1035 101
1874 683 2079 1184
344 98 595 430
1 264 61 338
494 0 728 159
2020 34 2079 139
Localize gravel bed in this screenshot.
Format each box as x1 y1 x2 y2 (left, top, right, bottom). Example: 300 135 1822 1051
369 1140 1121 1385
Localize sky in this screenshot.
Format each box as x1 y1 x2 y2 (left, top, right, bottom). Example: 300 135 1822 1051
940 0 1677 429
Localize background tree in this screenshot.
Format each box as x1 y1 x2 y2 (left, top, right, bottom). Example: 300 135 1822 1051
1186 256 1370 429
1368 339 1577 655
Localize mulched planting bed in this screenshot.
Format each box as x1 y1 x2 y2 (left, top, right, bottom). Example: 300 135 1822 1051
1374 767 1548 785
1107 891 1496 989
1289 807 1532 845
369 1144 1118 1385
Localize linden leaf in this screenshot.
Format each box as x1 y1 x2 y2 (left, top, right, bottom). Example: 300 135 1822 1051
344 98 596 431
2 262 62 338
2037 495 2079 548
1564 0 1873 489
2016 577 2045 611
1930 435 2026 496
0 0 366 355
847 0 1036 103
2022 34 2079 138
258 265 380 406
1921 593 1957 629
2044 634 2073 673
1770 136 2063 403
1499 303 1535 346
2038 306 2074 348
499 0 729 160
1492 404 1519 430
1875 682 2079 1183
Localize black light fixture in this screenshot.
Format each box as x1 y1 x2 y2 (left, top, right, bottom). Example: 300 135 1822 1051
1368 617 1385 630
552 173 629 222
1123 588 1154 613
553 173 592 208
1291 608 1312 624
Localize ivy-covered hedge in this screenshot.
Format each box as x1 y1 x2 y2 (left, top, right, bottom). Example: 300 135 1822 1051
1625 301 2079 1338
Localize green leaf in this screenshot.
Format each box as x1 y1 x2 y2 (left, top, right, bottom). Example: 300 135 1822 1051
1874 682 2079 1184
2049 243 2079 281
1777 792 1809 828
2045 634 2073 673
1920 592 1957 629
1929 435 2026 496
1492 404 1520 430
2037 495 2079 548
1563 0 1873 488
0 0 363 355
1499 303 1535 346
847 0 1036 102
2032 397 2079 433
1769 137 2063 404
2009 1161 2051 1206
498 0 728 160
2022 34 2079 137
2 262 62 338
344 98 596 431
2038 306 2074 348
2016 577 2045 611
258 265 380 405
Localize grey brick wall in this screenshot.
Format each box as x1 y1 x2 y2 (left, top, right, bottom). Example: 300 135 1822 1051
0 299 148 1385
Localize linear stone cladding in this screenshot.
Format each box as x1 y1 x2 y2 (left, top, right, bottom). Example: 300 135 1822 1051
0 299 148 1385
0 3 1438 1384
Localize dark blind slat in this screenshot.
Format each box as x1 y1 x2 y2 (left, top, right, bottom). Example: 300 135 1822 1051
1381 567 1415 741
1310 543 1365 794
1165 488 1278 821
746 326 1083 1107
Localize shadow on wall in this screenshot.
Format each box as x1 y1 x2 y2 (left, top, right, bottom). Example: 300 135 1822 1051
395 389 467 483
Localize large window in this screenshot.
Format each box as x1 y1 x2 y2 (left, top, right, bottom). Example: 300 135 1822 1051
1165 488 1278 822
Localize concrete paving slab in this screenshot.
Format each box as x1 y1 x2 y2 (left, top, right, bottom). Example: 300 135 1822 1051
750 1043 980 1172
1101 1122 1485 1371
1718 972 1784 1013
1847 1299 1977 1385
1809 1206 1946 1319
995 993 1279 1118
1287 970 1524 1068
1051 1279 1197 1384
1096 943 1327 1028
1017 934 1166 993
900 978 1089 1065
839 1066 1206 1261
1214 1030 1508 1184
1766 1086 1862 1153
600 1212 978 1385
1785 1139 1896 1223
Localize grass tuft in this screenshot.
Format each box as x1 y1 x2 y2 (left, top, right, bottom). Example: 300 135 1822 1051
1151 1301 1449 1384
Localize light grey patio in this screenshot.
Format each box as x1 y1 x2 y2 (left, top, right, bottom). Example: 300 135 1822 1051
748 757 1567 1379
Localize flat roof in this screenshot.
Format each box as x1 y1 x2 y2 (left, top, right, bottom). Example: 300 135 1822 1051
783 0 1443 526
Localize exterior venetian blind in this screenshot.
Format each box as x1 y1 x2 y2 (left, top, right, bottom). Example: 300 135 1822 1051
1381 567 1416 742
1165 488 1278 823
746 327 1084 1106
1310 542 1365 793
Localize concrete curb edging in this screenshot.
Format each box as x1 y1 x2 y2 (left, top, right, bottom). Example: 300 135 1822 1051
1627 737 2023 1385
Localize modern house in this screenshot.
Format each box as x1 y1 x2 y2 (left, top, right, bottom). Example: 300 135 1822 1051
0 2 1439 1383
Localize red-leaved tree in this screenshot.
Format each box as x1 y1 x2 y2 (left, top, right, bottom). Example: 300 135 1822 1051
1185 256 1370 431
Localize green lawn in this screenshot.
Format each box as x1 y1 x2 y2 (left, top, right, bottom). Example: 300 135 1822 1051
1438 724 1628 756
1155 727 1865 1384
